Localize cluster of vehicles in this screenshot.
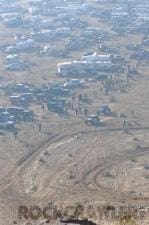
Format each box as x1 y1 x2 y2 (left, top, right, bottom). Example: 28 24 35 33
85 106 112 126
0 107 34 130
0 0 148 132
1 78 114 130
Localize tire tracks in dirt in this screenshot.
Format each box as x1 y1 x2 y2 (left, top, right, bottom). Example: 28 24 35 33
0 125 149 198
81 146 149 202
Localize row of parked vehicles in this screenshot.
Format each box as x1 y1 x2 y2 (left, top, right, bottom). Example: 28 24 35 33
0 107 34 130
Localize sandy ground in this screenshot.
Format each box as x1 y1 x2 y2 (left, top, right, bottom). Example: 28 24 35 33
0 1 148 225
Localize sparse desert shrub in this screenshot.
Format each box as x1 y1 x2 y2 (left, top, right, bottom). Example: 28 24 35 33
123 128 131 134
133 137 139 142
69 175 75 179
135 143 141 149
44 150 50 155
73 203 84 218
104 172 113 177
144 174 149 179
25 143 30 147
144 165 149 170
42 115 47 119
68 153 73 157
39 157 45 163
42 76 48 80
119 214 136 225
109 96 117 102
120 88 127 93
119 113 127 118
131 158 137 163
75 180 79 184
104 205 115 211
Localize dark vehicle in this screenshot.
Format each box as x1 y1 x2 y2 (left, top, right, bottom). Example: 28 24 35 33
50 87 73 97
7 107 24 120
126 44 142 51
131 51 149 60
13 83 30 93
0 107 5 113
10 95 31 107
0 121 15 130
6 62 29 71
143 39 149 46
64 79 85 89
97 105 112 116
23 110 34 122
94 74 108 81
21 93 34 102
0 111 12 121
0 111 15 130
4 16 23 28
47 99 66 113
85 115 100 126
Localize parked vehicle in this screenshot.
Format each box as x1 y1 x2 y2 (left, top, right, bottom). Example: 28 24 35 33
49 87 73 97
64 79 85 89
0 121 15 130
5 62 30 71
23 110 34 122
85 115 100 126
47 99 66 113
97 105 112 116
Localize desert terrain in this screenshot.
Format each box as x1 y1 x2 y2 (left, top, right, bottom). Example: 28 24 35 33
0 0 148 225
